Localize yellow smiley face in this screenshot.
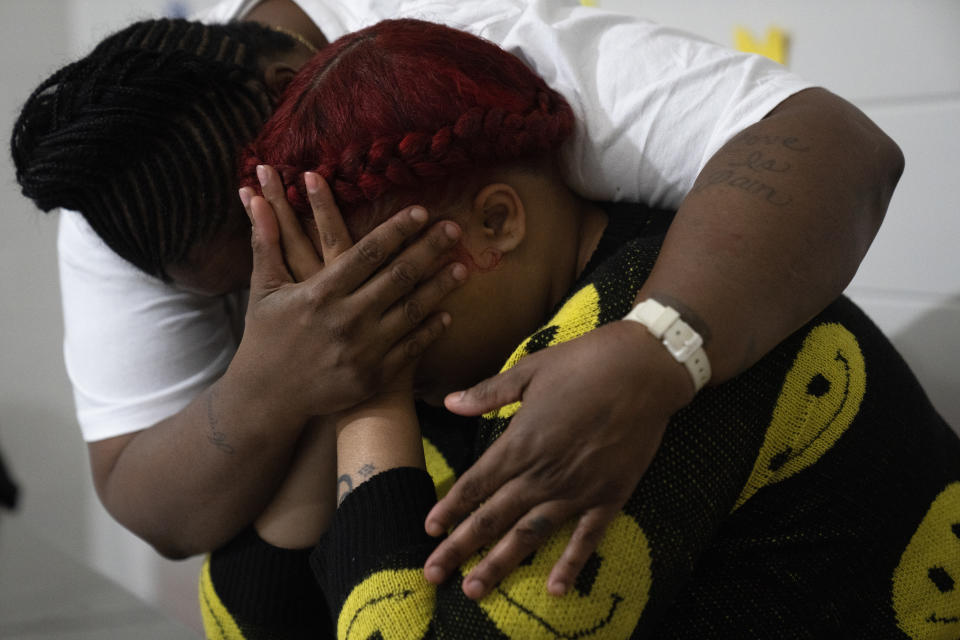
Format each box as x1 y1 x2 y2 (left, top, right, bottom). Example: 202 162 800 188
892 482 960 639
463 513 651 639
487 284 601 422
338 568 436 640
735 323 866 509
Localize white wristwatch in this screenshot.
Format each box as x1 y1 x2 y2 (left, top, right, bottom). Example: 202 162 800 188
623 299 711 392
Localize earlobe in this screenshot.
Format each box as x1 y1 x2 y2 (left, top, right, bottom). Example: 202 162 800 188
473 183 526 255
263 62 299 99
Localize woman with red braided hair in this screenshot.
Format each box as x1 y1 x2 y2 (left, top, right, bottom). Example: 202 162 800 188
11 0 907 627
202 18 959 640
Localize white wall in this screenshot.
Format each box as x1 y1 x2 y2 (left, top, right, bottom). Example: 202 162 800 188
1 2 209 634
1 0 956 637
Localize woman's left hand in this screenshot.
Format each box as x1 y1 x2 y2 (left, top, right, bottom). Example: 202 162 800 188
422 320 696 599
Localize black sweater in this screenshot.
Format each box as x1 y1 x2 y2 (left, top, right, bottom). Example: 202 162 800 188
203 205 960 639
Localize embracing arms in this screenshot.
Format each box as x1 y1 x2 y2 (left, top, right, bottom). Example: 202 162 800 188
425 87 903 596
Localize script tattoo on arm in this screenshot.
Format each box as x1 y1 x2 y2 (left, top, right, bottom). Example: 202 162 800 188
205 391 234 454
691 133 811 207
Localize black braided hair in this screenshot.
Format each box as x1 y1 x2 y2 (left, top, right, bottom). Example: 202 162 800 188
10 18 297 279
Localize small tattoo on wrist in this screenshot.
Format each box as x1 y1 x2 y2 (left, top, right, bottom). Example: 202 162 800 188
337 474 354 505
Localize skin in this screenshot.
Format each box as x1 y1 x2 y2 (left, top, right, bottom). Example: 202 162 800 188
90 3 904 588
425 87 904 599
85 1 471 558
253 162 611 548
88 172 468 558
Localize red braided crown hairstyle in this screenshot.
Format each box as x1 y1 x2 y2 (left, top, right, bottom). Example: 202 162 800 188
239 19 574 236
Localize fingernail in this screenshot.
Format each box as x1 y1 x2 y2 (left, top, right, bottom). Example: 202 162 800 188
441 312 452 328
451 263 467 281
238 188 251 209
410 206 428 224
444 222 460 240
304 172 319 193
256 164 268 186
549 581 567 596
424 565 445 583
465 578 486 599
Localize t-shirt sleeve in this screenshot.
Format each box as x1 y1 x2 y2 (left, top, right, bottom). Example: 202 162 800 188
58 210 243 442
397 0 814 208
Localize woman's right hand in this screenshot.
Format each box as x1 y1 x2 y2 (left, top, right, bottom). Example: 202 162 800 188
233 165 467 422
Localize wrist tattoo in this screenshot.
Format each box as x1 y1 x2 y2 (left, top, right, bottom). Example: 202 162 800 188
205 391 234 454
337 474 354 505
337 463 377 506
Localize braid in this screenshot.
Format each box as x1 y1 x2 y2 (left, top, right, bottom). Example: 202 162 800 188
11 18 294 278
240 19 574 237
320 95 571 206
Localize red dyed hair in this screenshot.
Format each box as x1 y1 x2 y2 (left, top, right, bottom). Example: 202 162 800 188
239 19 574 237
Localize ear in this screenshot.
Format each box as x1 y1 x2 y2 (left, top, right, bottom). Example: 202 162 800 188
262 61 299 99
470 183 527 261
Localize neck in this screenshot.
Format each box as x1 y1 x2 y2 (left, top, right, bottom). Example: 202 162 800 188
541 193 608 314
244 0 328 51
574 200 609 278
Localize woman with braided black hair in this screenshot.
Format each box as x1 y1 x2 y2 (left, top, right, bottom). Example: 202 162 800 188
11 0 903 612
11 10 466 561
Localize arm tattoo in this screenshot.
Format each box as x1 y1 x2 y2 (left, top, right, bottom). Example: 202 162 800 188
337 474 354 505
205 391 234 454
337 464 377 506
690 133 811 208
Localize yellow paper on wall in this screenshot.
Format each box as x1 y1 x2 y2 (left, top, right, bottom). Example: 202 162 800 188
735 26 789 65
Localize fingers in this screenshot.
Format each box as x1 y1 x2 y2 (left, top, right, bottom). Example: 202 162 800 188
247 194 292 296
255 165 322 281
444 364 532 417
355 218 462 313
379 311 452 377
424 438 518 540
423 474 530 587
316 205 438 296
546 507 616 596
378 261 467 344
423 438 533 583
304 172 353 264
459 500 574 600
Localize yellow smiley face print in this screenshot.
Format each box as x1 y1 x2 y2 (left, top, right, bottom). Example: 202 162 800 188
463 513 651 639
487 284 602 422
338 568 436 640
735 323 866 509
892 482 960 640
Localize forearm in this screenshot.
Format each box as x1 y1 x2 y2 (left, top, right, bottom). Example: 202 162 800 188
334 392 424 505
638 88 904 381
90 362 309 559
254 418 337 549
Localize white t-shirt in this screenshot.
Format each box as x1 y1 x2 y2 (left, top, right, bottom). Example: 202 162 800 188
59 0 813 442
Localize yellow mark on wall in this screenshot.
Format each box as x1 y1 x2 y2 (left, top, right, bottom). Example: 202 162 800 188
735 26 789 65
580 0 597 6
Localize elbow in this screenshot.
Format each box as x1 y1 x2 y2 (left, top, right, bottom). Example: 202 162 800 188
852 105 905 234
150 541 195 561
876 130 905 207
